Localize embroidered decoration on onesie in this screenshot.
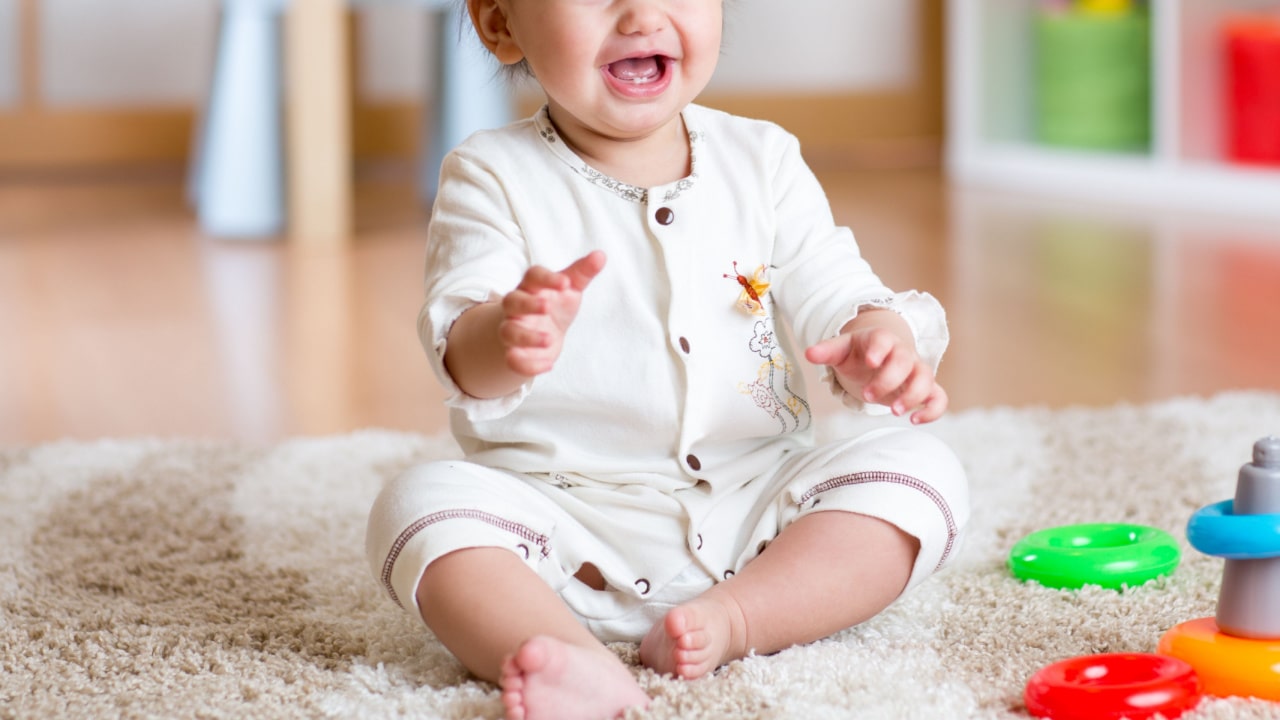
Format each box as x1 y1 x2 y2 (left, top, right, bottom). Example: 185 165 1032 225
535 107 700 204
739 320 812 434
725 262 811 434
724 261 771 316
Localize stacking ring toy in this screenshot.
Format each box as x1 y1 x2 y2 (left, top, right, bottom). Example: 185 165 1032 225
1186 500 1280 559
1009 523 1181 590
1025 653 1202 720
1159 617 1280 701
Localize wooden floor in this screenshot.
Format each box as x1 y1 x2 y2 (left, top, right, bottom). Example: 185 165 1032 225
3 165 1279 446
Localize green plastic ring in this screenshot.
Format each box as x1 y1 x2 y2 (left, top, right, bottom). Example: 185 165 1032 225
1008 523 1181 590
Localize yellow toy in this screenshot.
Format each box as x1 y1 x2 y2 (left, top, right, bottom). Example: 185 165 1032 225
1076 0 1134 15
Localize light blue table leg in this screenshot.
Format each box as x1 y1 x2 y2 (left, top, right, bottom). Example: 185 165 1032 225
422 3 513 201
195 0 286 239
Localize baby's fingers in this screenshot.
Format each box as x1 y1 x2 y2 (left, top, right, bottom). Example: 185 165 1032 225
519 265 571 294
506 345 557 377
498 316 551 351
909 384 949 425
804 335 851 367
518 251 607 295
502 289 547 317
885 365 937 416
859 330 898 370
561 250 607 291
860 347 915 405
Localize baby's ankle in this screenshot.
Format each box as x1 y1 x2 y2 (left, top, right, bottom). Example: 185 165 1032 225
705 589 751 664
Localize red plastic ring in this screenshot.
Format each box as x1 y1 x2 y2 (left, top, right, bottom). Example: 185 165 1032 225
1025 653 1202 720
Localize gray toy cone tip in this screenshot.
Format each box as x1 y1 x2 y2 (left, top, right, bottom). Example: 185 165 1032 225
1216 436 1280 639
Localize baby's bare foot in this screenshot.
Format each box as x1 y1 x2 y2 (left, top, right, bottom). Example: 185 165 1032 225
638 595 745 680
500 636 648 720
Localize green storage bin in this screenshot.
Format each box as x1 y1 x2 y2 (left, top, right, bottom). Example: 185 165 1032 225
1035 8 1151 151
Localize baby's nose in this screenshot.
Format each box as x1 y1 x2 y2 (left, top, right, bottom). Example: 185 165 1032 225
616 0 667 36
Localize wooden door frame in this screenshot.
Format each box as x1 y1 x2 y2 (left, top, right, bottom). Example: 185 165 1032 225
0 0 194 169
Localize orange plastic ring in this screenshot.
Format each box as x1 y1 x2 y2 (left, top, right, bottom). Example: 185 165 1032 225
1158 617 1280 701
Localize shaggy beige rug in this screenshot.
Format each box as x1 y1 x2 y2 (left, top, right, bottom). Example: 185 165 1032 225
5 392 1280 720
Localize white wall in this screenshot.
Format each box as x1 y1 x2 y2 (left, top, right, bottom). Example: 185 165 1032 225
715 0 917 92
0 0 17 107
40 0 219 107
357 3 431 102
0 0 919 108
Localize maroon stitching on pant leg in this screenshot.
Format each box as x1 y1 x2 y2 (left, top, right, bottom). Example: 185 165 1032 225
798 471 958 572
380 509 551 609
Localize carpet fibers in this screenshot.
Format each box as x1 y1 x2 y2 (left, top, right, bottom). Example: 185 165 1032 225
5 392 1280 719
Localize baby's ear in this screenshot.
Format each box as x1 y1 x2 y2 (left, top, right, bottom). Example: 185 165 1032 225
468 0 526 66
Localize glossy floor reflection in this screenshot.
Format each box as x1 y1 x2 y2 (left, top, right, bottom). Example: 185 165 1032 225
2 167 1278 445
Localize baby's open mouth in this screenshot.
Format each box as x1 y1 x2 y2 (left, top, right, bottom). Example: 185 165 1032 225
606 56 668 84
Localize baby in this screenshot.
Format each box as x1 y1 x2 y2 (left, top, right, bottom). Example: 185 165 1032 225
366 1 970 719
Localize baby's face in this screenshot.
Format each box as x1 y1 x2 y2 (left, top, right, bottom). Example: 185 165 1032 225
498 0 722 146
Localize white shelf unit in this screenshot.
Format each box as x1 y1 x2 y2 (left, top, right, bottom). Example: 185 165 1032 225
946 0 1280 220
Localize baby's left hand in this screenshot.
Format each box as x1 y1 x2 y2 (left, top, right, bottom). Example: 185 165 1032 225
805 311 948 424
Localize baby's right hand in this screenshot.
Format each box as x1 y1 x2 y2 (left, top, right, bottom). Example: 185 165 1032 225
499 251 606 377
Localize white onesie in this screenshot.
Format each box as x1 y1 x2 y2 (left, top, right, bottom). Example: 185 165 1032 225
366 104 970 641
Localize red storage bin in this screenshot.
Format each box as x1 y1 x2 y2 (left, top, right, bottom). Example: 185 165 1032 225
1225 17 1280 166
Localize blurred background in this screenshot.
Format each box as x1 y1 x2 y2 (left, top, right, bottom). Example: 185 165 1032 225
1 0 1278 446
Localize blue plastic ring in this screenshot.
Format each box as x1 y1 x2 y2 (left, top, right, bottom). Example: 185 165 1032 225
1186 500 1280 560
